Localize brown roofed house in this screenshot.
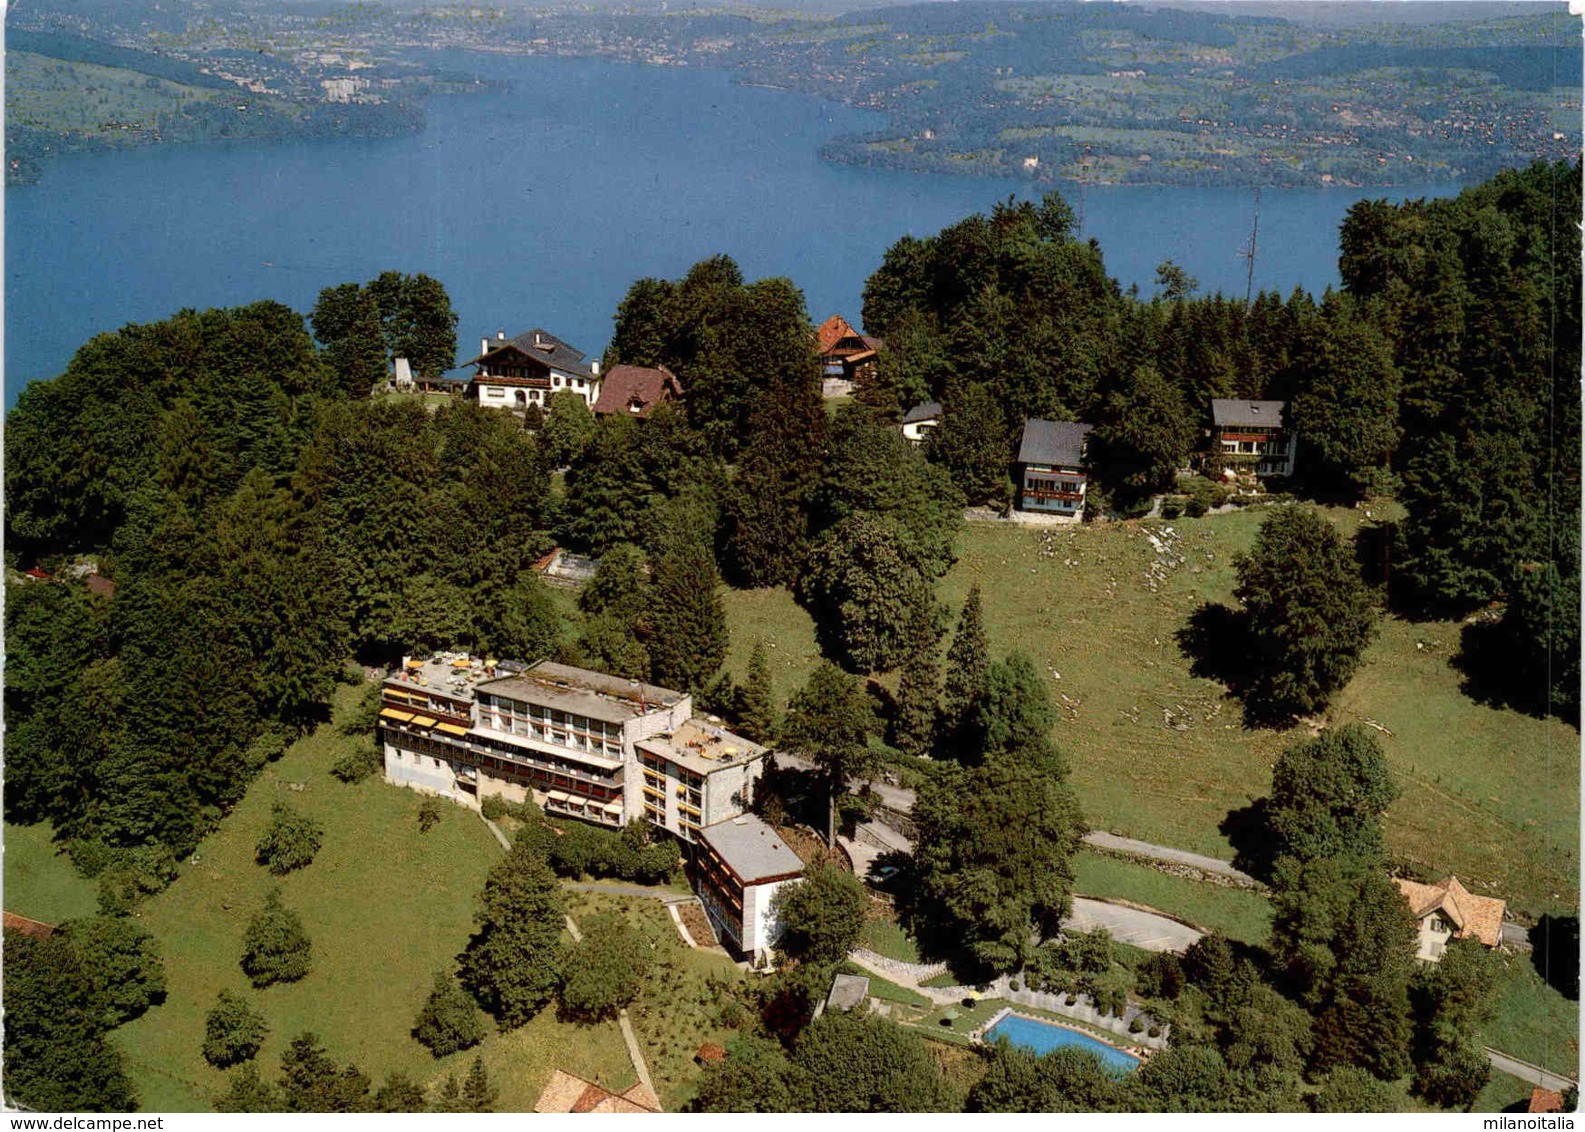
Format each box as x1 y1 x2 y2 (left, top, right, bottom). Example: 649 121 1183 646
3 911 57 938
1394 875 1506 961
1529 1088 1565 1114
817 315 883 393
592 364 682 418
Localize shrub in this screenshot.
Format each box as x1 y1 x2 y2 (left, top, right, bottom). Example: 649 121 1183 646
411 971 485 1058
517 815 680 885
1160 500 1183 520
961 997 976 1009
1128 1017 1145 1034
1148 1026 1161 1038
1065 994 1078 1006
67 916 167 1026
330 742 381 783
255 803 324 875
480 795 510 821
559 915 649 1021
1185 496 1208 518
202 990 269 1068
1009 979 1021 992
417 797 443 834
240 888 312 987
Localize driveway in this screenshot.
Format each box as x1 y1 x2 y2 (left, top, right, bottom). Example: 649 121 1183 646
1066 897 1203 953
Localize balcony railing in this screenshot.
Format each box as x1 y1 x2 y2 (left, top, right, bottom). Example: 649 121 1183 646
378 724 622 791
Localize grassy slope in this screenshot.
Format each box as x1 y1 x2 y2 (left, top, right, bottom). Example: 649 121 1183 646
3 821 101 925
1071 850 1272 945
719 508 1579 915
565 890 747 1112
7 52 239 140
1484 954 1580 1078
112 682 629 1113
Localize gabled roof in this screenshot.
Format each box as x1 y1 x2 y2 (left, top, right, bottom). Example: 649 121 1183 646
901 401 943 425
592 364 682 417
463 328 596 379
817 314 861 354
1394 875 1506 948
535 1070 661 1114
3 911 56 938
1211 399 1286 429
1017 419 1092 468
1530 1089 1565 1114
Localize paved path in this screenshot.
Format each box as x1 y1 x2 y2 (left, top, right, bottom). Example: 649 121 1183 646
1081 831 1259 887
1067 897 1202 953
619 1011 657 1099
1486 1047 1577 1092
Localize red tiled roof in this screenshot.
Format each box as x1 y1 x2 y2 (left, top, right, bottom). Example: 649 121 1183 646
23 567 50 580
592 364 681 418
1394 875 1506 948
1530 1089 1564 1113
3 911 56 938
817 315 859 354
696 1042 727 1063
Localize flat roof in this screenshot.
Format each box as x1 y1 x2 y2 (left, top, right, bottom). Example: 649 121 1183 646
476 661 684 725
383 653 498 703
699 813 803 885
637 718 766 775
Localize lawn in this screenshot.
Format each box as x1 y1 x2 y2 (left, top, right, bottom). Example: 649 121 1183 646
3 820 101 924
719 507 1579 915
859 917 924 964
1484 953 1580 1079
1070 850 1272 945
111 682 631 1113
580 892 748 1112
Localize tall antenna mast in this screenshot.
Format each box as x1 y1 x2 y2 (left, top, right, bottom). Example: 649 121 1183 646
1239 188 1261 307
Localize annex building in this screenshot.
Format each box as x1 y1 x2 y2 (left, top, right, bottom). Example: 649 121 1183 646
378 656 765 842
692 813 803 965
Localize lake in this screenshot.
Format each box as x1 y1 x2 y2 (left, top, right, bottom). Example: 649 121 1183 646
5 51 1461 406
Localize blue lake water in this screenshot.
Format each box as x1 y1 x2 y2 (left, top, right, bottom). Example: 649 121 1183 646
5 51 1462 406
984 1013 1142 1074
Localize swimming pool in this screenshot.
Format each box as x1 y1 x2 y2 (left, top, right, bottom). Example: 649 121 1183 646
981 1012 1143 1074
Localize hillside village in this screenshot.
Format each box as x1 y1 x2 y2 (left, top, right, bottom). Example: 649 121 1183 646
3 162 1579 1116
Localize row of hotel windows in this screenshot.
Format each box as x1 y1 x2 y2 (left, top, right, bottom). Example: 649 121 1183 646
476 694 624 757
380 725 622 791
387 742 621 803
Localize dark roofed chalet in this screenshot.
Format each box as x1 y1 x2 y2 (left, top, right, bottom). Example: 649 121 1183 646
900 401 943 426
463 328 597 382
592 364 682 418
1210 399 1285 429
1017 419 1092 468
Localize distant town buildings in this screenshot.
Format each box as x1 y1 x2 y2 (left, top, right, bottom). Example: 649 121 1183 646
463 328 602 412
1014 419 1093 520
378 657 764 842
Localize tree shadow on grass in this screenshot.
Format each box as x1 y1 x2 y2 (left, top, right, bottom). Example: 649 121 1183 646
1218 797 1279 885
1175 602 1299 729
1453 618 1575 725
1530 915 1580 1001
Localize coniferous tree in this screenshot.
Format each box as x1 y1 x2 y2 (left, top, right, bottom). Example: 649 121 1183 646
892 593 942 760
938 585 991 757
254 802 325 876
277 1032 371 1113
67 915 167 1027
725 380 826 588
645 540 727 691
781 663 876 845
1234 507 1377 721
461 1056 499 1113
924 382 1013 507
458 838 565 1028
372 1073 427 1112
540 389 597 468
215 1062 280 1112
240 888 313 988
203 990 269 1068
411 971 486 1057
736 639 779 744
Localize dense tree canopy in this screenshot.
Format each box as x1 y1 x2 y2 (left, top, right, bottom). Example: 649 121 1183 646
458 838 565 1028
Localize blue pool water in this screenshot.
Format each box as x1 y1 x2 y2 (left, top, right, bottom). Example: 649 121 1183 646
983 1013 1142 1074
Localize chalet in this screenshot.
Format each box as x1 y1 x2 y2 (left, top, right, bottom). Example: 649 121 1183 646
817 315 883 396
692 813 803 965
591 363 682 418
899 401 943 446
377 656 764 842
1015 419 1093 520
462 328 602 412
1394 875 1506 962
1210 399 1295 480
